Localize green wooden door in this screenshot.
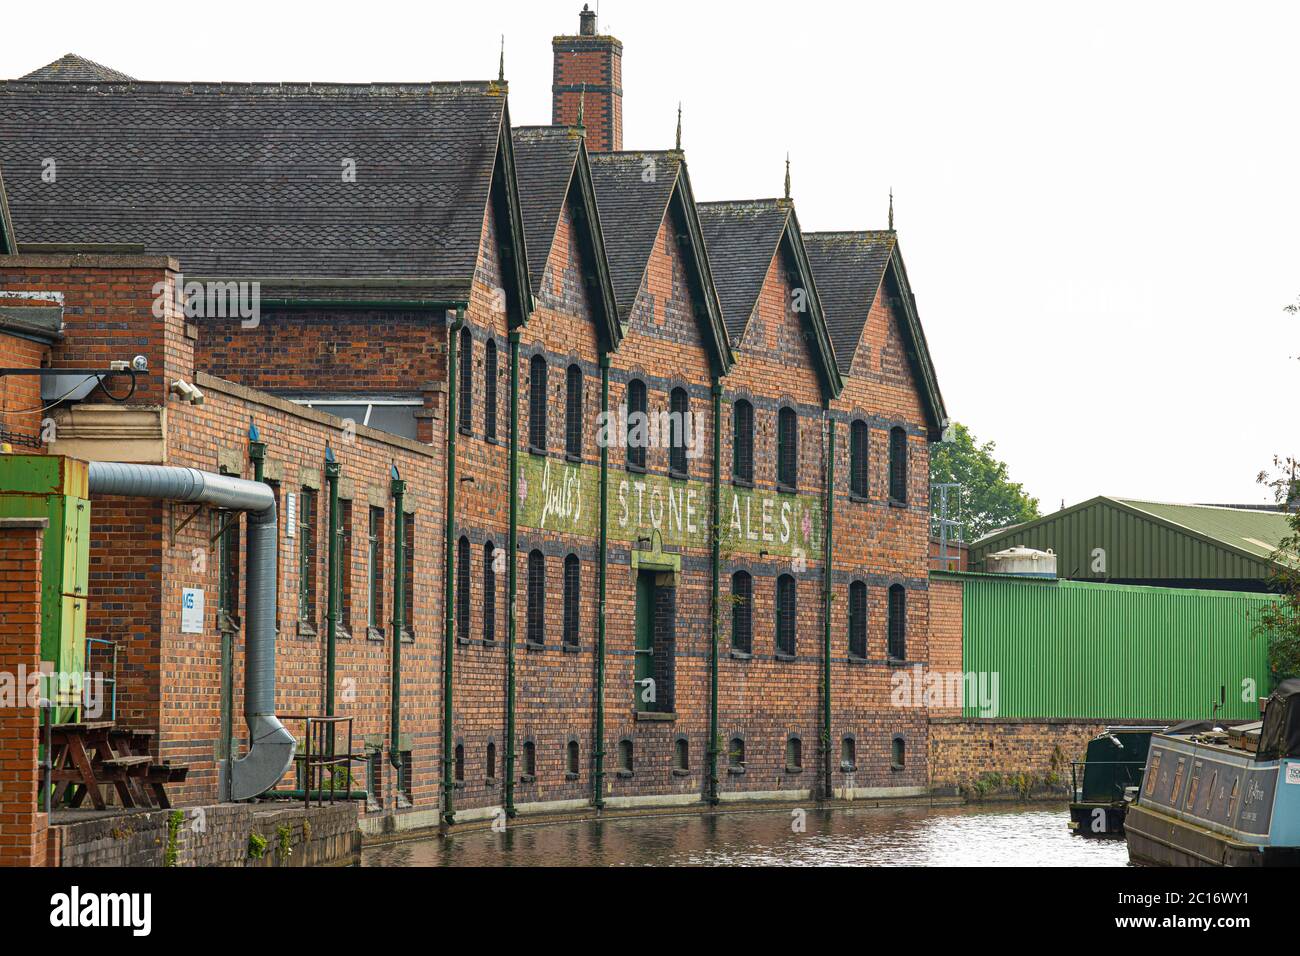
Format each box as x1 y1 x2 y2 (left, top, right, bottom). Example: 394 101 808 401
634 573 654 712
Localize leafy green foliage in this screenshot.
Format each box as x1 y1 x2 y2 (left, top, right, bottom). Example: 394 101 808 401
1257 456 1300 680
929 422 1040 541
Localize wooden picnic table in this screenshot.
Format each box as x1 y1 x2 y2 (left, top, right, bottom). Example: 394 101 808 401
48 722 187 811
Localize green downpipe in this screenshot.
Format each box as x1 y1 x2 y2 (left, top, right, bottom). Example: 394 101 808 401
504 331 520 818
325 448 340 721
708 380 722 805
390 468 406 775
821 406 835 803
593 355 611 809
441 310 464 827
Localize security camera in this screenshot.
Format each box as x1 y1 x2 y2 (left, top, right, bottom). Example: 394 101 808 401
170 380 203 404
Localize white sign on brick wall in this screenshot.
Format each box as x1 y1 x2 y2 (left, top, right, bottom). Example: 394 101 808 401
181 588 205 634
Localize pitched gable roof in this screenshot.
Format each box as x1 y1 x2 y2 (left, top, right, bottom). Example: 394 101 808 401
698 198 842 399
21 54 135 82
0 70 531 315
511 125 620 351
589 151 732 375
805 230 947 434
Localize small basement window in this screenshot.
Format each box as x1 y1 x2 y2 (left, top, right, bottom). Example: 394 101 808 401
786 736 803 772
618 738 634 776
728 737 745 773
522 741 537 781
841 736 857 772
567 739 580 778
674 737 689 772
891 736 906 771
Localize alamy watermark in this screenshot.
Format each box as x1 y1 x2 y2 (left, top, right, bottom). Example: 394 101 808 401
595 403 705 459
0 665 106 718
151 272 260 328
890 664 1000 717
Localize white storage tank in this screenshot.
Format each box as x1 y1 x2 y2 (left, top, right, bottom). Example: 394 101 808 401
985 546 1057 578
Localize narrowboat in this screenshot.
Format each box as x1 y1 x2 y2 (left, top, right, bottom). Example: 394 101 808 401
1126 680 1300 867
1068 726 1155 837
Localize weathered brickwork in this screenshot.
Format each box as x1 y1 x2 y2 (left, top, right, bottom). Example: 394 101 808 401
0 327 51 443
0 520 48 866
929 718 1127 794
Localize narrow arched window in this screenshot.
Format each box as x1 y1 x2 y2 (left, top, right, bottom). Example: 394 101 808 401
458 326 473 434
776 574 797 657
669 387 690 477
841 736 857 771
626 379 647 471
889 426 908 503
731 571 753 654
483 542 497 644
888 583 907 660
527 550 546 646
892 735 907 770
456 536 471 643
618 738 634 774
728 737 745 770
777 406 798 489
850 420 869 497
486 741 497 781
484 338 499 440
786 736 802 771
567 739 580 777
565 364 584 459
848 580 867 659
732 399 754 484
454 743 465 782
529 355 548 453
563 554 580 648
523 740 537 778
674 737 689 771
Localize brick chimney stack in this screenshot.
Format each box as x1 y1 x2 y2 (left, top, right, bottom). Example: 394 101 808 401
553 4 623 152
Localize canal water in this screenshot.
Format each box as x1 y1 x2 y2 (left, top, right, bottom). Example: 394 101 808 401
361 802 1128 867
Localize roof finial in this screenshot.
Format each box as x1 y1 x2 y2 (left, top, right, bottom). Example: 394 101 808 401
498 35 505 82
888 187 895 231
577 83 586 129
675 102 682 151
784 153 791 201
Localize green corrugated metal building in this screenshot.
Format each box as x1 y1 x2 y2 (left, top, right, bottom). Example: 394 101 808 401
968 497 1293 591
938 571 1280 721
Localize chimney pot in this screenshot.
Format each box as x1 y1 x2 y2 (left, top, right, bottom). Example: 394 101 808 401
580 4 597 35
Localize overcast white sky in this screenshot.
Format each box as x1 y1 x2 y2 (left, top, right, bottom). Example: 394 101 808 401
5 0 1296 510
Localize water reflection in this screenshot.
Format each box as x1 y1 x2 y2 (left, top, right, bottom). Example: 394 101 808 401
361 803 1127 867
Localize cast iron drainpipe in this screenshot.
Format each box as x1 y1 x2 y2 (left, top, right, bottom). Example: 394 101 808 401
593 354 610 809
389 466 407 780
325 446 340 745
708 379 722 805
504 330 521 818
441 309 465 827
86 461 295 802
822 406 835 803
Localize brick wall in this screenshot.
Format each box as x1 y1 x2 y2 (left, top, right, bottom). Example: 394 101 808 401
0 518 49 866
0 328 52 444
928 718 1125 793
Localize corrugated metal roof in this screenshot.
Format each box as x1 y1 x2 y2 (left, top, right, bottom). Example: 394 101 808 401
970 496 1294 582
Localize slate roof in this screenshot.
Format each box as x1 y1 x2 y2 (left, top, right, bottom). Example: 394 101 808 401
802 231 895 374
21 54 135 82
510 127 582 288
696 200 789 342
0 66 514 299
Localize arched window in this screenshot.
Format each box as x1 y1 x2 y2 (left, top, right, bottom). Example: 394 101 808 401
841 736 857 771
674 737 690 771
669 387 689 477
786 736 803 771
618 738 634 774
888 583 907 660
523 740 537 779
626 379 647 471
456 536 471 643
529 355 548 453
776 574 797 657
848 580 868 659
486 741 497 781
850 419 869 498
777 406 798 489
728 737 745 770
527 550 546 646
563 554 580 648
484 339 499 440
731 571 753 654
889 426 908 503
565 364 584 459
892 735 907 770
567 739 580 777
458 326 473 434
454 742 465 782
732 399 754 484
483 542 497 644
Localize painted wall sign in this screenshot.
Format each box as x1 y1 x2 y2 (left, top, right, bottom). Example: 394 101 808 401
519 456 822 557
181 588 205 634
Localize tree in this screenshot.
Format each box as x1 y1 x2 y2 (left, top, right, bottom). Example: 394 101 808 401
1257 456 1300 681
929 422 1040 542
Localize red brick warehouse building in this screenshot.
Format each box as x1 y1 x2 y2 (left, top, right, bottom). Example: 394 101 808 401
0 7 948 836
